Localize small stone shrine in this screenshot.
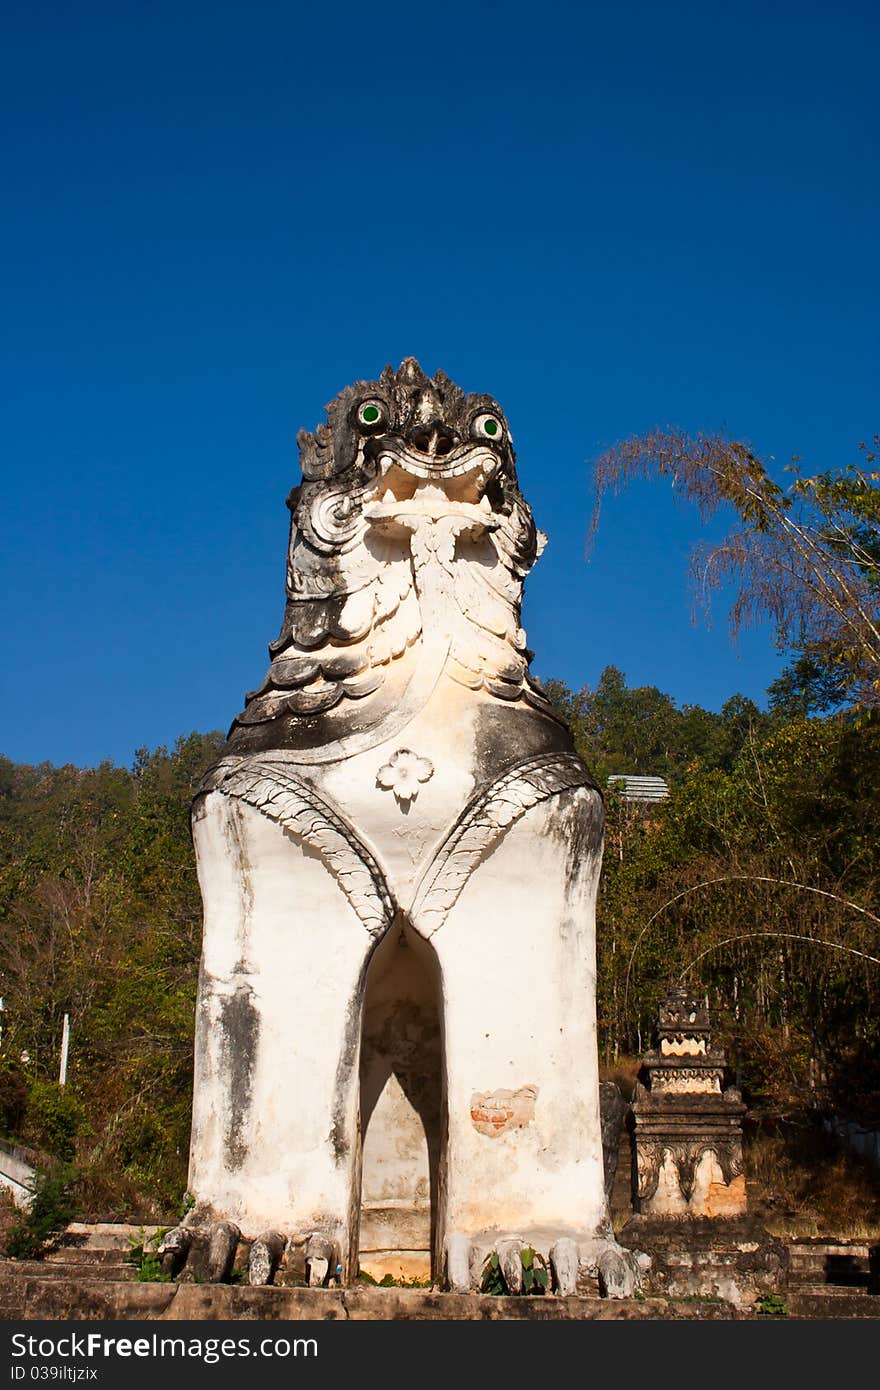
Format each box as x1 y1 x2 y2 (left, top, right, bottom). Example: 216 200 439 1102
631 988 747 1218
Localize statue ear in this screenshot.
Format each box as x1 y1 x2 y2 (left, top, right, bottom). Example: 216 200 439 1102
298 425 333 480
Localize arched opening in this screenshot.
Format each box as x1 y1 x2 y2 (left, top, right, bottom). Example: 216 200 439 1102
357 920 444 1284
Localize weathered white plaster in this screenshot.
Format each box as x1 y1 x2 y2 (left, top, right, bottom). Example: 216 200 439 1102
183 361 620 1287
189 795 370 1251
434 791 606 1249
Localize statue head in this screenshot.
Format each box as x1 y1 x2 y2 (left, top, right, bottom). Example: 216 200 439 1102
229 359 552 749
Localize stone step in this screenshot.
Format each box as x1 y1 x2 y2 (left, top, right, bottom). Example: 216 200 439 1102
59 1222 164 1252
787 1254 871 1287
791 1282 871 1296
788 1247 871 1262
46 1245 139 1265
0 1274 743 1320
654 1250 766 1268
784 1251 873 1262
0 1260 137 1282
788 1269 870 1287
786 1292 880 1319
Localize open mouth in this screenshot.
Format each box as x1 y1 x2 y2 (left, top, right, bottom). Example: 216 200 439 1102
363 442 500 526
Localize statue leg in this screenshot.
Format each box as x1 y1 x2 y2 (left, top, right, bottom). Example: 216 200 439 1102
428 786 629 1292
182 792 378 1282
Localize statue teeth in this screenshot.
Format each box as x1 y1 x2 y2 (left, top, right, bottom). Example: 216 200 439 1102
381 489 396 503
479 494 492 512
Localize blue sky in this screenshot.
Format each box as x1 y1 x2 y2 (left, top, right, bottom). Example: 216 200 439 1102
2 0 877 768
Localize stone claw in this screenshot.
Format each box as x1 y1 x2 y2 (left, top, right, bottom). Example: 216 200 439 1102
305 1233 336 1288
156 1225 191 1279
444 1232 474 1293
171 1220 240 1284
549 1237 579 1296
596 1242 649 1299
496 1239 525 1295
205 1220 241 1283
248 1230 286 1286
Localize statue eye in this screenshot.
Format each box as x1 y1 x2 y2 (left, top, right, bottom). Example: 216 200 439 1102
472 413 503 441
357 399 387 430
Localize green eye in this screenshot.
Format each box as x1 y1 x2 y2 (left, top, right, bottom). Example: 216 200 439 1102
473 413 503 441
357 399 386 429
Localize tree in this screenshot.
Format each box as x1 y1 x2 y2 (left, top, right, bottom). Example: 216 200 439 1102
591 432 880 708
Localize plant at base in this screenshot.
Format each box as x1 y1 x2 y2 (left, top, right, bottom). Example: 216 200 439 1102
127 1226 171 1282
5 1165 77 1260
755 1293 788 1316
481 1246 549 1295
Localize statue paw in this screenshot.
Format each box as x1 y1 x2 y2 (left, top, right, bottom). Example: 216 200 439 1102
549 1237 579 1295
305 1232 339 1288
160 1219 241 1284
247 1230 286 1286
443 1232 474 1292
156 1225 191 1279
595 1241 651 1299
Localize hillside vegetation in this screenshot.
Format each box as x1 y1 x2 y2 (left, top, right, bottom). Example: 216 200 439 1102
0 676 878 1218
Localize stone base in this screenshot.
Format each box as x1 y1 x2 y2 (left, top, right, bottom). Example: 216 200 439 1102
618 1214 789 1308
2 1273 877 1320
0 1273 741 1321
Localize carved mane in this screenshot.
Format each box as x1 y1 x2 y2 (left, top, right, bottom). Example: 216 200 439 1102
229 359 557 751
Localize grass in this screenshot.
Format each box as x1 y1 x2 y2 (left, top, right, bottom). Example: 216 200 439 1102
745 1120 880 1239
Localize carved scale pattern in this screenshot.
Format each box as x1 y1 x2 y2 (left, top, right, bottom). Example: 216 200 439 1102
197 752 592 942
408 753 592 938
199 758 394 937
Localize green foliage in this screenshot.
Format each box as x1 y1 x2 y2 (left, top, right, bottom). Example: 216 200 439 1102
5 1165 77 1260
23 1081 85 1162
0 1059 28 1136
128 1226 172 1282
544 672 880 1114
0 731 224 1213
480 1247 548 1295
1 659 879 1221
754 1293 788 1316
591 431 880 709
541 667 767 785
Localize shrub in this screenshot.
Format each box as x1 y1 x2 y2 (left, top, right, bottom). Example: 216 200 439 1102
0 1060 28 1137
23 1081 84 1162
5 1166 77 1260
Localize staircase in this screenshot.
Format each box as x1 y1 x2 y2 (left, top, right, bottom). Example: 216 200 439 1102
784 1238 879 1318
0 1223 158 1318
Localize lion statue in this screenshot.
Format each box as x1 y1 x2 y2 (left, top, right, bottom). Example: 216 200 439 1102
163 358 644 1296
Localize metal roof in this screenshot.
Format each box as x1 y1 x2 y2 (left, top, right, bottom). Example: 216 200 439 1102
607 774 670 803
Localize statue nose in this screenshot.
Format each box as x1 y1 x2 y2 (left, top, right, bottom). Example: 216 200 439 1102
409 420 458 458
